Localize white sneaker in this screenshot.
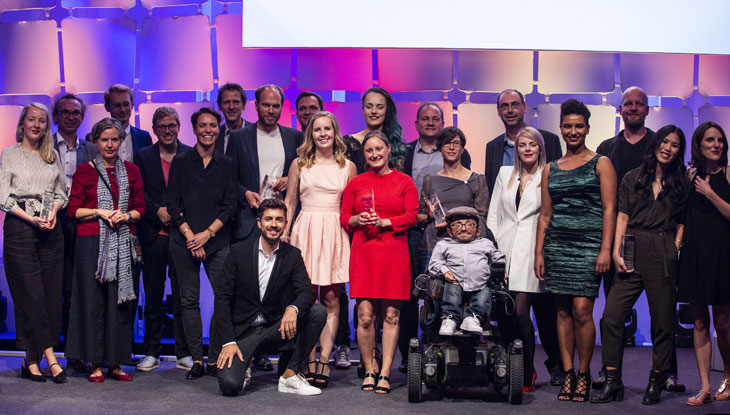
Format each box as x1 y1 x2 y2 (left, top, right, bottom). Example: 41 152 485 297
335 345 351 369
243 365 252 390
136 355 160 372
278 373 322 395
439 318 457 336
176 356 193 370
460 315 483 335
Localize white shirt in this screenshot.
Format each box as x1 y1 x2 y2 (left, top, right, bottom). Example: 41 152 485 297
256 126 285 195
119 124 134 162
54 133 79 195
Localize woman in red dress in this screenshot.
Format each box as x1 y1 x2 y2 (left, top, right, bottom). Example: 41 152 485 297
340 130 418 394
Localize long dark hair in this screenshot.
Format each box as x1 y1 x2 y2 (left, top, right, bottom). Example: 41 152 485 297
635 124 687 206
362 87 405 168
690 121 728 173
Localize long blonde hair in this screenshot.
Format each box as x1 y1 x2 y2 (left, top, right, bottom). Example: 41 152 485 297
297 111 347 169
16 102 56 164
508 126 546 189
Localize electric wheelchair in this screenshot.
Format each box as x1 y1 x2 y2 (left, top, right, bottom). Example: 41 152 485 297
406 261 524 405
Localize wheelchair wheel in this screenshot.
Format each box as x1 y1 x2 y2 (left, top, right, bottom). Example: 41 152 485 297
407 349 424 403
508 352 523 405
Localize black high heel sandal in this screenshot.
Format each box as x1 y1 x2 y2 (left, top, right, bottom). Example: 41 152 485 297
21 360 46 383
50 362 68 384
314 361 330 389
375 375 391 394
558 369 575 401
573 371 591 402
361 372 377 391
304 360 317 383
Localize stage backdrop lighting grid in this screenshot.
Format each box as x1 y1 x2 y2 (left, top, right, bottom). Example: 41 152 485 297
297 49 373 92
457 50 533 93
620 53 694 98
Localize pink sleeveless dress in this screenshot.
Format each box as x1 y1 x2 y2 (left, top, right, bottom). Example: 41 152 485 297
291 160 351 286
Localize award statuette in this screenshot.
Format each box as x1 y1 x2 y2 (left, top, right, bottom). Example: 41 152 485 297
426 193 446 226
620 234 635 272
40 190 54 220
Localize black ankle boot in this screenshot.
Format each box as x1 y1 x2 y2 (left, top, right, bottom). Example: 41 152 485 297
590 369 624 403
642 370 664 405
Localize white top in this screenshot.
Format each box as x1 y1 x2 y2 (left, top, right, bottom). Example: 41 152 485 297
0 144 68 215
486 165 544 293
118 124 134 162
256 126 285 191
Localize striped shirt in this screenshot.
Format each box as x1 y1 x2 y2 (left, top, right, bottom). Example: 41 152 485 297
0 143 68 215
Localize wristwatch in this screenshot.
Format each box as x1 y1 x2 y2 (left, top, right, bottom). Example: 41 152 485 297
208 228 216 238
126 212 132 222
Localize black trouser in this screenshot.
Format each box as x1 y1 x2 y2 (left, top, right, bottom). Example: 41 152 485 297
335 284 351 347
398 229 423 360
3 214 64 351
58 209 75 348
141 234 189 359
601 230 677 373
218 304 327 396
171 238 229 363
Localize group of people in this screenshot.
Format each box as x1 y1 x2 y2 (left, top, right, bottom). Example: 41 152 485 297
2 81 729 406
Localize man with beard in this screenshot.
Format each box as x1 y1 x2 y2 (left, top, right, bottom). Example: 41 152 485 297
215 198 326 397
215 83 250 155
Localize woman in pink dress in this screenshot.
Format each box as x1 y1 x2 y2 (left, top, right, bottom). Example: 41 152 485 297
283 111 356 388
340 130 418 394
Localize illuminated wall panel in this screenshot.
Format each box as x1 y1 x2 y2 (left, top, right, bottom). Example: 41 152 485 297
325 102 365 136
62 18 136 94
77 103 118 139
538 51 614 94
0 105 23 151
699 55 730 96
699 105 730 142
457 50 533 93
62 0 136 8
139 101 215 147
620 53 694 98
0 1 54 10
536 103 617 152
377 49 453 92
216 14 291 89
297 49 372 91
0 20 60 96
139 15 213 92
141 0 206 7
395 101 453 142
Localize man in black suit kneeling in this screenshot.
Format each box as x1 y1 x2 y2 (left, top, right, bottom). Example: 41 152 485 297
215 198 325 396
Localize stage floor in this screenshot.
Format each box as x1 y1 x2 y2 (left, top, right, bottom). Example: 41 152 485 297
0 345 722 414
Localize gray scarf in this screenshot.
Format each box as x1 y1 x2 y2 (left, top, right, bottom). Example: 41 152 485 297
93 156 136 304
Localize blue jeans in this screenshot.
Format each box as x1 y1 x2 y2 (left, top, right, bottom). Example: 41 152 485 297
441 283 492 324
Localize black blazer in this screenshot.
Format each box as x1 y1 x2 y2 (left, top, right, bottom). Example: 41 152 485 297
214 238 315 344
402 140 472 178
227 122 303 241
484 129 562 195
53 133 94 167
214 120 252 155
133 140 192 244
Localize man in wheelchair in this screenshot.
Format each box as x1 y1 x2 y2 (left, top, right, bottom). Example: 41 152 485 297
428 206 505 337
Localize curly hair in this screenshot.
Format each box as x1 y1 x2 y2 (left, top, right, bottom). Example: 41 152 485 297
560 99 591 126
297 111 347 169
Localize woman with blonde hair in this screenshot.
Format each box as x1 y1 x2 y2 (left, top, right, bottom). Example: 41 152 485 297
0 103 68 382
283 111 357 388
488 126 562 392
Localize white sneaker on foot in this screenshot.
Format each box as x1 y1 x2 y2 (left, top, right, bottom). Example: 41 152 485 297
335 345 351 369
439 318 457 336
176 356 193 370
278 373 322 395
136 355 160 372
460 315 483 335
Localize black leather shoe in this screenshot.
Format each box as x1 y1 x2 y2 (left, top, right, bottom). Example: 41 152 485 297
590 369 624 403
253 353 273 371
642 370 665 405
206 363 218 377
21 360 46 383
592 368 606 389
186 362 205 380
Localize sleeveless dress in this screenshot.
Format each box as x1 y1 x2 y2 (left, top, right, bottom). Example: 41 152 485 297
544 154 603 298
678 170 730 305
290 161 352 286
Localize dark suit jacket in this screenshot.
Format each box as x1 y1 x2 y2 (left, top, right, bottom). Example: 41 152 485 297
214 238 315 344
85 125 152 159
402 139 472 177
227 122 303 241
484 129 562 195
133 140 192 245
214 120 252 155
53 133 93 167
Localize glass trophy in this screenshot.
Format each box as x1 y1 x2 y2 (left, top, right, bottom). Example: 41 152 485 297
620 234 635 272
362 189 375 212
426 193 446 226
259 175 283 200
40 191 54 221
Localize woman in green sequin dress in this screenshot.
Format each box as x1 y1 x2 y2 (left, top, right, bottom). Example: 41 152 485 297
534 100 617 402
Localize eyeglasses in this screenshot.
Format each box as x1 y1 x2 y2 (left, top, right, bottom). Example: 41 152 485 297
449 221 477 230
443 140 462 149
58 110 83 118
154 123 179 131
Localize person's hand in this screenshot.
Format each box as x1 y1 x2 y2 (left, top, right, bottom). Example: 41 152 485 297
271 176 288 192
110 210 130 227
96 209 116 227
278 306 298 340
534 253 545 281
28 216 47 229
217 343 244 369
187 231 211 250
434 221 447 229
245 190 263 209
613 251 631 273
443 271 459 285
157 207 171 225
595 249 611 275
190 246 206 261
357 212 372 226
695 175 716 200
422 197 435 221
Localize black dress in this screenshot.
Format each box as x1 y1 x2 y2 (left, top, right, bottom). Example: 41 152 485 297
678 170 730 305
